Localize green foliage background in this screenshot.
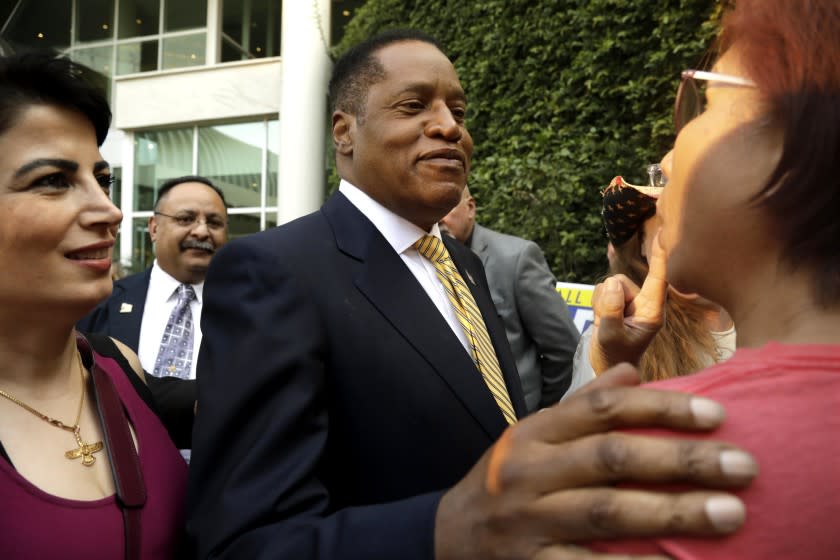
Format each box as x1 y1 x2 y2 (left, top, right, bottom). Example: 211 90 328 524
332 0 721 283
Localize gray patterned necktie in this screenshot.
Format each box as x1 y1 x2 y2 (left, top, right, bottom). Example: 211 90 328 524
153 284 196 379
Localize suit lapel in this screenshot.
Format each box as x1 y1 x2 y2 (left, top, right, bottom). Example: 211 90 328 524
108 269 151 350
323 193 510 438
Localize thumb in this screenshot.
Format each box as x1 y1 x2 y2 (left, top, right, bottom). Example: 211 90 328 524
589 276 627 374
595 276 627 334
631 230 668 326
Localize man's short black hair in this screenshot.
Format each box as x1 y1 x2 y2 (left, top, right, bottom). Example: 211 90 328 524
0 51 111 145
155 175 227 211
328 29 444 117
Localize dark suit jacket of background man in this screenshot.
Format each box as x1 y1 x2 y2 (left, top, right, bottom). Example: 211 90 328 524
470 224 580 410
77 268 196 448
187 191 527 559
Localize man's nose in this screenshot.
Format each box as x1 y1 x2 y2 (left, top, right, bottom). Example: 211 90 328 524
425 104 462 141
189 219 212 236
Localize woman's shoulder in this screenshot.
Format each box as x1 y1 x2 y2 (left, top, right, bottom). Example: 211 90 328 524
80 333 158 413
645 342 840 398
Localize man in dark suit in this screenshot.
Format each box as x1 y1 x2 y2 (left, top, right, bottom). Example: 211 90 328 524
441 187 580 410
187 30 757 559
78 175 228 447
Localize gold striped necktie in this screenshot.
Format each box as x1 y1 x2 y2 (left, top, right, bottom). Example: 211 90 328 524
414 235 516 425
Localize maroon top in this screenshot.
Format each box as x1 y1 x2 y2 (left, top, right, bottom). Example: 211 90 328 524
0 336 188 559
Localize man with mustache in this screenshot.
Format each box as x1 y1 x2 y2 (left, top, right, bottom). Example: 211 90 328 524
79 175 228 448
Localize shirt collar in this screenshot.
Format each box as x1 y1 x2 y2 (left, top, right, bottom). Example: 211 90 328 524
150 260 204 303
338 179 443 253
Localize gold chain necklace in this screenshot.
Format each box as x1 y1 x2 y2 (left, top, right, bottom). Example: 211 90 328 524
0 351 104 467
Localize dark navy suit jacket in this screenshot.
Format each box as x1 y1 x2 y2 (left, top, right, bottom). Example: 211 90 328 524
78 268 151 349
187 192 526 559
77 268 196 448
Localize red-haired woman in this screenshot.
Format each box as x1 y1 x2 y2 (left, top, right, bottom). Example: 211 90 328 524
593 0 840 556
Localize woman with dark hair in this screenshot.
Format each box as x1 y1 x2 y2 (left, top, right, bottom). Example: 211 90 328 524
593 0 840 556
0 53 187 558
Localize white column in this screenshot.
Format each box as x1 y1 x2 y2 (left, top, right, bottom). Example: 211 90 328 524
206 0 222 65
278 0 331 224
118 130 135 268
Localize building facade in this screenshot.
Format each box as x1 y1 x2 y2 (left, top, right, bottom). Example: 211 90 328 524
1 0 364 272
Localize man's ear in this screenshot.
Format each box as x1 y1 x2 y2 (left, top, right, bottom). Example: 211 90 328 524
332 111 354 156
148 215 159 243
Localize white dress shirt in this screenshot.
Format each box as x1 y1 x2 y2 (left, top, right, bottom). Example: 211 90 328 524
137 260 204 379
339 180 471 354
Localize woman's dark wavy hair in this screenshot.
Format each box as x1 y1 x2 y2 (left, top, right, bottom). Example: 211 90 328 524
0 52 111 146
719 0 840 306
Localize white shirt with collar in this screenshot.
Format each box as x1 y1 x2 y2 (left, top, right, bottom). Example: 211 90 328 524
137 260 204 380
339 179 471 354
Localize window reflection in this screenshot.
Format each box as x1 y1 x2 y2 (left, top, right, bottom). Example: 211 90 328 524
134 128 195 211
3 0 71 51
165 0 207 32
134 120 278 213
116 40 158 75
70 45 114 98
161 33 206 69
267 120 279 207
118 0 160 39
132 217 153 272
76 0 115 43
221 0 279 62
227 213 262 240
198 122 264 209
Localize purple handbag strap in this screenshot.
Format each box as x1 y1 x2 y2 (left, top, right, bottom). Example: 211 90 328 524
85 341 147 560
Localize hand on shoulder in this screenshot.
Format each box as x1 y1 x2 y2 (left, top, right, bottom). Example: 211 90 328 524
434 363 757 559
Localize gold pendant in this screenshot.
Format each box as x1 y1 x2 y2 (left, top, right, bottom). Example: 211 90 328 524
65 440 104 466
65 429 104 467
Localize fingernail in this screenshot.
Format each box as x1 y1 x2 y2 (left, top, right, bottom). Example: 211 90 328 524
606 277 619 291
720 450 758 479
705 496 745 532
690 397 725 428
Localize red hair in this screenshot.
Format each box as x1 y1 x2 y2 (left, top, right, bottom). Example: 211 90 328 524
720 0 840 305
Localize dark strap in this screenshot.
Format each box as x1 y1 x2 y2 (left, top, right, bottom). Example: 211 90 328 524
89 356 147 560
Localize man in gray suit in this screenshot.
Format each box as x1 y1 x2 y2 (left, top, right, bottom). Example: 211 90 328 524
440 187 580 410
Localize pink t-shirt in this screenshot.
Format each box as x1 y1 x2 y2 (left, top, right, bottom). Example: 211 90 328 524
593 342 840 558
0 341 188 559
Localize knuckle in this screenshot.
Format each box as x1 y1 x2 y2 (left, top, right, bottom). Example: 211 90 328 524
587 494 622 535
494 455 527 492
676 440 707 479
585 387 621 416
663 504 691 533
649 393 678 424
597 433 631 476
489 427 530 492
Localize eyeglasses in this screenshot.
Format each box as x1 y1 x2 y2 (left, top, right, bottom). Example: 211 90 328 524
674 69 756 134
154 211 227 231
647 163 667 188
